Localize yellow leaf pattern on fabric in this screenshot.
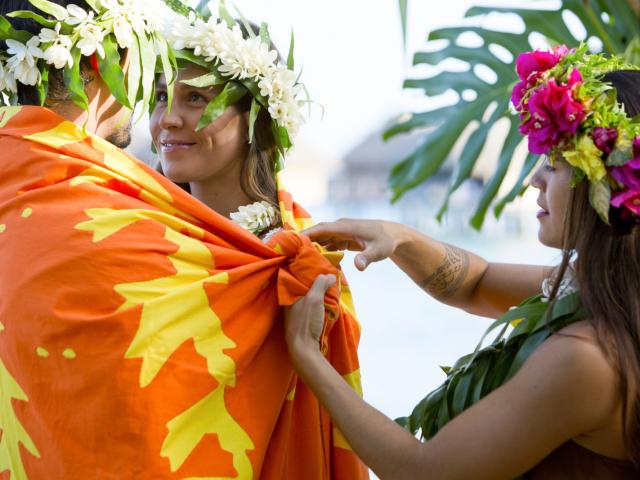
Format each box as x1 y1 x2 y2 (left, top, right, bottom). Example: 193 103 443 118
75 208 205 242
0 106 21 129
24 120 88 149
0 358 40 479
75 209 254 478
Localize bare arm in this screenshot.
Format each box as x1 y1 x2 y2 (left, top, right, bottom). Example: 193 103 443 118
305 219 550 317
285 277 620 480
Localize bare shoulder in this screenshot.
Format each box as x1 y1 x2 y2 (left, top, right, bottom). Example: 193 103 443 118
519 320 621 427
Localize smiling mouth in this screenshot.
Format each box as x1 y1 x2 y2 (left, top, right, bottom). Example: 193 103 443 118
160 142 196 153
536 208 549 218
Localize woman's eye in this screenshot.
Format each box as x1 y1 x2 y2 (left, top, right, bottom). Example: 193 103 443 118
155 91 168 103
544 164 556 173
189 92 207 103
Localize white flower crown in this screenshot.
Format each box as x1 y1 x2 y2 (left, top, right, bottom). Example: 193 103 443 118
0 0 173 114
160 2 307 150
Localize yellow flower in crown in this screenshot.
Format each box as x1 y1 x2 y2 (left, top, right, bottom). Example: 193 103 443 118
561 135 607 183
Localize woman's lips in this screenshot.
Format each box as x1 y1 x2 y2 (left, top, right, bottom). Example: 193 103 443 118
536 209 549 218
160 142 196 153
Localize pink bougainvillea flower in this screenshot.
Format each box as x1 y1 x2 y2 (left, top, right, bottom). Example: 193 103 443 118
611 188 640 216
592 127 619 154
515 48 564 82
519 69 584 154
611 162 640 190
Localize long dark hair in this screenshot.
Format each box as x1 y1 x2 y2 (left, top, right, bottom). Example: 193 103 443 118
552 69 640 464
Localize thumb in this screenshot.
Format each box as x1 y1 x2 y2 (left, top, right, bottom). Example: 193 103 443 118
309 274 337 296
355 245 385 271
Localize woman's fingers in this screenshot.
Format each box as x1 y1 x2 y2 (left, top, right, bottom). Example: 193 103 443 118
304 219 395 271
285 274 337 349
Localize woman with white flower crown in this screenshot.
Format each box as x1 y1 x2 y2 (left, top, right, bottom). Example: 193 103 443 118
150 5 305 240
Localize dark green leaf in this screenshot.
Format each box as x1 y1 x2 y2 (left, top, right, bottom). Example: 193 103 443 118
470 120 523 229
37 65 49 106
98 35 131 109
196 81 247 131
451 371 474 416
494 152 540 217
0 17 32 43
505 330 550 380
64 48 88 110
437 100 508 221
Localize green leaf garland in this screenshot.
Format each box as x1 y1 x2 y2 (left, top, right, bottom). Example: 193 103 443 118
398 292 585 447
97 35 131 110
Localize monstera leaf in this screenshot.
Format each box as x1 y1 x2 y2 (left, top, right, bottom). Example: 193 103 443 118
389 0 640 229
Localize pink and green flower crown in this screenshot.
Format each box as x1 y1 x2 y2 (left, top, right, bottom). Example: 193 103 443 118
512 43 640 225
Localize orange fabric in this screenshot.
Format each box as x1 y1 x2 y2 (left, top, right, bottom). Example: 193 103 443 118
0 106 368 480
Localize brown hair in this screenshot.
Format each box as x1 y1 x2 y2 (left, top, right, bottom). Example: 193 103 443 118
551 69 640 464
236 96 280 213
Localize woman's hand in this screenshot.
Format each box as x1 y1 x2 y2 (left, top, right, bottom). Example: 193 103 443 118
303 219 405 271
284 274 337 371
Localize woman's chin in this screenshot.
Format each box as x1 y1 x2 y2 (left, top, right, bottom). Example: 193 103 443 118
537 230 562 249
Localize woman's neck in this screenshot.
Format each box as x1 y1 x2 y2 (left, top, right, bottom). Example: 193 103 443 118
189 177 253 219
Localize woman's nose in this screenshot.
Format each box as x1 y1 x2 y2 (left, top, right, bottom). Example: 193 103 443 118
530 165 545 191
158 105 183 130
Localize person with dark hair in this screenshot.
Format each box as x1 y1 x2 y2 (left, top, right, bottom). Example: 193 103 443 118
284 46 640 479
0 2 367 479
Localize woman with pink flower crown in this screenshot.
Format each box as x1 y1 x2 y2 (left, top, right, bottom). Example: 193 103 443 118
282 44 640 479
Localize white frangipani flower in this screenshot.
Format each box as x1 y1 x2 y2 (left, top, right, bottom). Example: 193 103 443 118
112 15 134 49
0 61 17 94
39 24 74 69
76 23 106 57
6 37 44 86
230 201 279 235
65 4 94 26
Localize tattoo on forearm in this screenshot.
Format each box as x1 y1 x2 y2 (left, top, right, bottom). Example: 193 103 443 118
419 244 470 300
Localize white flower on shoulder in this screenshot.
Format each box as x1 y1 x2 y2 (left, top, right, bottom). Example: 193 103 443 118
230 201 279 235
0 61 17 93
6 37 44 86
